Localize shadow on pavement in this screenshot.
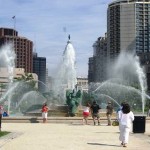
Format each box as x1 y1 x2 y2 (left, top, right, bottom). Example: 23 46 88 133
87 142 121 147
95 131 119 134
29 118 39 123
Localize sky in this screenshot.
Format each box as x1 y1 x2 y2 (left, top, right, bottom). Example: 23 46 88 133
0 0 113 77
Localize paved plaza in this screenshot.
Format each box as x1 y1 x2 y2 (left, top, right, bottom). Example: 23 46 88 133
0 121 150 150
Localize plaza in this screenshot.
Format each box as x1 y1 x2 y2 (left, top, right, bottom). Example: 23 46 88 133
0 118 150 150
0 1 150 149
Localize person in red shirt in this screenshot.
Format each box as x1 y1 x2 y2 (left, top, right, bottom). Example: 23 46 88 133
42 103 49 123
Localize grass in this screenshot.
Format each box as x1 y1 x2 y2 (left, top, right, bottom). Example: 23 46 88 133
0 131 10 137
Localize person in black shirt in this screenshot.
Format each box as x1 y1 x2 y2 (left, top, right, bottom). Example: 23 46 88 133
90 101 101 125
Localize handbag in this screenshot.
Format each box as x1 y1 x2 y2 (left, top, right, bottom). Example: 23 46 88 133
112 120 119 126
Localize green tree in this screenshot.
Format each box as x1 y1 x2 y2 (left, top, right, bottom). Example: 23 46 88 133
14 73 36 89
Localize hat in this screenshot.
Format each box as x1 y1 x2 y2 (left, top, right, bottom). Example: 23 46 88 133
108 101 111 104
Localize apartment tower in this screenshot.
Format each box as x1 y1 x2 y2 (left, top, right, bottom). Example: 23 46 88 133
107 0 150 90
0 28 33 73
107 0 150 60
33 52 46 92
88 34 107 83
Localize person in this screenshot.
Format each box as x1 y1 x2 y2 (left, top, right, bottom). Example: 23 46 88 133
0 105 4 131
117 103 134 147
106 101 113 126
3 111 9 117
117 102 126 130
117 102 126 119
147 107 150 117
82 102 90 125
41 103 49 123
90 100 101 125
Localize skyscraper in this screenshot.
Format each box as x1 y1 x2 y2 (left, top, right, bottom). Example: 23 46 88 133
107 0 150 61
33 52 46 92
107 0 150 90
0 28 33 73
88 34 107 83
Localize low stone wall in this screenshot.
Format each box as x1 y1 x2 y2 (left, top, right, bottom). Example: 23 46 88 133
24 107 117 117
2 116 150 124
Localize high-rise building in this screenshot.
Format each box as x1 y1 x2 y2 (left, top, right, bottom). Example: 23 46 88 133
0 28 33 73
107 0 150 90
88 57 95 83
88 34 107 83
107 0 150 60
33 52 46 92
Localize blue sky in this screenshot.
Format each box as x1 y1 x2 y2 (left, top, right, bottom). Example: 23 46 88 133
0 0 113 77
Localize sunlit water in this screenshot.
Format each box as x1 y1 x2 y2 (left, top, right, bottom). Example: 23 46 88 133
91 51 148 113
52 40 77 104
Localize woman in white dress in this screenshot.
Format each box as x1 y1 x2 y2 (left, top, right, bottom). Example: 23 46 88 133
117 103 134 147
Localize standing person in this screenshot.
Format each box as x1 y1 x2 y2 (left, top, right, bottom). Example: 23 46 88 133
117 103 134 147
41 103 49 123
106 101 113 126
147 107 150 117
90 100 101 125
82 102 90 125
0 105 4 131
117 102 126 131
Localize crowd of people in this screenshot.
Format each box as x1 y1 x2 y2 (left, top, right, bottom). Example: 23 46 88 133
42 99 136 149
2 101 149 148
82 100 113 126
81 100 135 148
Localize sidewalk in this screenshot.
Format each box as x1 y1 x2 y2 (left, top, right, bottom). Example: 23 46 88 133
0 122 150 150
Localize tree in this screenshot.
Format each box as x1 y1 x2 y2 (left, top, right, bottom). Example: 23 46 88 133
14 73 36 89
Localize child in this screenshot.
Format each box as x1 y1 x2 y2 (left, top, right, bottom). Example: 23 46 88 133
82 103 90 125
41 103 49 123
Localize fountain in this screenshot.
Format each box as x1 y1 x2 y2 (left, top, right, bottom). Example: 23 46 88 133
0 43 16 114
52 35 77 104
49 35 82 116
90 51 149 114
0 43 47 115
0 37 148 118
0 36 81 117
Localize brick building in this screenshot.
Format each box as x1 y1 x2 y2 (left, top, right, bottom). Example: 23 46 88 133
0 28 33 73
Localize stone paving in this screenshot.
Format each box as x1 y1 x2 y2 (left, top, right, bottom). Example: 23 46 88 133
0 122 150 150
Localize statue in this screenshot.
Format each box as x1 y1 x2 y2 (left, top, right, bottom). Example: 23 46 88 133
68 34 70 40
66 87 82 117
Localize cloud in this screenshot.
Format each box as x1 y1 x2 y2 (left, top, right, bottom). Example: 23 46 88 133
0 0 112 77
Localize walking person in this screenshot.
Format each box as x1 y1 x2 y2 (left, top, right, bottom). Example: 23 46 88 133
41 103 49 123
0 105 4 131
90 100 101 125
117 103 134 147
106 101 113 126
82 102 90 125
